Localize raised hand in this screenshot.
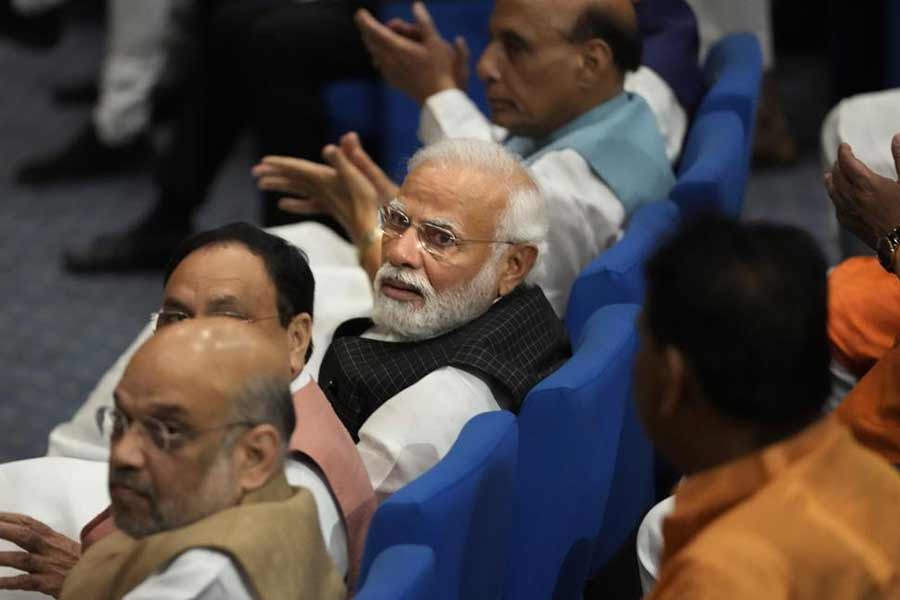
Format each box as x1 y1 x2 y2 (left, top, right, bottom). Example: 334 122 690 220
825 133 900 249
0 512 81 598
355 2 469 104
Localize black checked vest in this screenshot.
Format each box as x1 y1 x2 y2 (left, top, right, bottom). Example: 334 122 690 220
318 285 571 441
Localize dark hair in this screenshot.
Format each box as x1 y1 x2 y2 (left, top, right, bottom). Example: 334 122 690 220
568 7 642 74
230 376 296 445
164 222 315 361
644 218 830 426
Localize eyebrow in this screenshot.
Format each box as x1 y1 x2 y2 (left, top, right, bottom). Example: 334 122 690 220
205 294 247 314
161 297 192 313
114 391 190 419
390 199 465 234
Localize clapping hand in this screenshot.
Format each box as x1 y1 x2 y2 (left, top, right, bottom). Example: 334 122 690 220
825 133 900 249
355 1 470 104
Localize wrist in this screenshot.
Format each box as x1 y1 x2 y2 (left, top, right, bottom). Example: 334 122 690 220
876 223 900 273
417 76 458 105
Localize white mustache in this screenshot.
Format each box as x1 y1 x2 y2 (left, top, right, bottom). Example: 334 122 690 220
375 265 435 300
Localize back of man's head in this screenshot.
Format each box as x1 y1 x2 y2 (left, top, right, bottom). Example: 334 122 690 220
164 222 315 359
567 0 642 77
644 218 831 427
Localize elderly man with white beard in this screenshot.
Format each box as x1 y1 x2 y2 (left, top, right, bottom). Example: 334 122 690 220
316 138 570 499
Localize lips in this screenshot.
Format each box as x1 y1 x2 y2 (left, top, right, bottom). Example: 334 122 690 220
109 482 150 505
380 277 424 302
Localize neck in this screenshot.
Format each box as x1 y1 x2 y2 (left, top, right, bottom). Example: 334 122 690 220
530 81 624 139
681 412 819 476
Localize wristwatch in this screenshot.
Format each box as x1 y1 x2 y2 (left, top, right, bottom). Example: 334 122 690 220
876 224 900 272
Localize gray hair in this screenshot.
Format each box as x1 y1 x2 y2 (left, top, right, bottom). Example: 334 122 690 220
407 139 548 282
225 376 295 450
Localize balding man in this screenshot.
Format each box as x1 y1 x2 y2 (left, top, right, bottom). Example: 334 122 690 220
254 0 679 315
59 319 345 599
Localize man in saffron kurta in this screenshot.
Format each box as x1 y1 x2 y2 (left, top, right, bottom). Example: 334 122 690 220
635 219 900 599
61 318 345 600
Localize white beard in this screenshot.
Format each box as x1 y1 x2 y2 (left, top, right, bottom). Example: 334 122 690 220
372 253 502 341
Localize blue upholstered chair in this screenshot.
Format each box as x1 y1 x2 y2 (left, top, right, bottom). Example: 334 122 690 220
671 110 746 218
359 410 518 600
354 545 436 600
376 0 494 180
696 32 763 152
565 200 681 342
505 304 654 600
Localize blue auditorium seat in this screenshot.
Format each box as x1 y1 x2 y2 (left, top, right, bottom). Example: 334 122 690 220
359 410 518 600
376 0 494 180
671 110 746 218
696 32 763 148
505 304 654 600
354 545 436 600
565 200 681 342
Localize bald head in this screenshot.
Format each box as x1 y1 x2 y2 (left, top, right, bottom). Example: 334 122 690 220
109 318 295 538
121 317 294 443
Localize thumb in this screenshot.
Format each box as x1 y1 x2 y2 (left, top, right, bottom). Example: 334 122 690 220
892 133 900 181
411 1 437 38
455 35 470 63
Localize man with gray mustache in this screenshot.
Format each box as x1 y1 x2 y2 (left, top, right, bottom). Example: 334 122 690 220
317 138 570 499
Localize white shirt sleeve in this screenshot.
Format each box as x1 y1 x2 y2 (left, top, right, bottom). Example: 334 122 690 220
124 549 253 600
356 366 500 500
529 149 625 315
418 89 507 145
624 66 687 164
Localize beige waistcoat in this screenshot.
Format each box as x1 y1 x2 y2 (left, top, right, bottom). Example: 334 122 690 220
60 474 345 600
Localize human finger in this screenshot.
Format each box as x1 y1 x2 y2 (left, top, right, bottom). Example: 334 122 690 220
411 1 438 38
386 18 422 41
0 551 34 573
454 35 470 63
0 523 39 553
255 175 308 195
892 133 900 180
836 143 873 192
341 133 397 199
278 198 325 215
0 574 38 591
356 8 413 52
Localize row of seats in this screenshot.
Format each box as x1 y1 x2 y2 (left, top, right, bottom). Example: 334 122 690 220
352 30 763 600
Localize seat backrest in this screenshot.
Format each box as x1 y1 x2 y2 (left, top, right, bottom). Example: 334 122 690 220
354 545 436 600
696 32 763 144
671 110 745 218
695 32 763 190
565 201 680 341
505 304 652 600
376 0 494 180
359 410 518 600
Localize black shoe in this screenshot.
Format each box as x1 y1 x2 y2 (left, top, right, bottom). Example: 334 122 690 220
63 221 191 273
15 124 151 184
52 77 99 106
0 0 62 49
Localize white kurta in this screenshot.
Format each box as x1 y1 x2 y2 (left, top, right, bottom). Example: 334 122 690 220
355 327 506 500
417 67 683 315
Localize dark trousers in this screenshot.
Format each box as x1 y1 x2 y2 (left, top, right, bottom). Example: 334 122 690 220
152 0 373 230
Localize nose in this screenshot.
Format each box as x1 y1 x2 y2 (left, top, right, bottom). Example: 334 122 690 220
476 42 499 84
109 426 147 471
384 226 424 270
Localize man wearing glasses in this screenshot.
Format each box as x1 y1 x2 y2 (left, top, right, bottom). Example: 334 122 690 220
316 138 570 499
57 318 346 599
0 224 375 596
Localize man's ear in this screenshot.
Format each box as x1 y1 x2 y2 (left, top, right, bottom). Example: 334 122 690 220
578 38 614 88
286 312 312 378
497 243 539 296
658 346 688 417
233 424 283 493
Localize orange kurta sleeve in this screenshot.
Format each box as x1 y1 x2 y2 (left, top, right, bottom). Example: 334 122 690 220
837 341 900 465
828 257 900 377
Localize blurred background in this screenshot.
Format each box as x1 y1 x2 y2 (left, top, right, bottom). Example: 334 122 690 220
0 0 895 460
